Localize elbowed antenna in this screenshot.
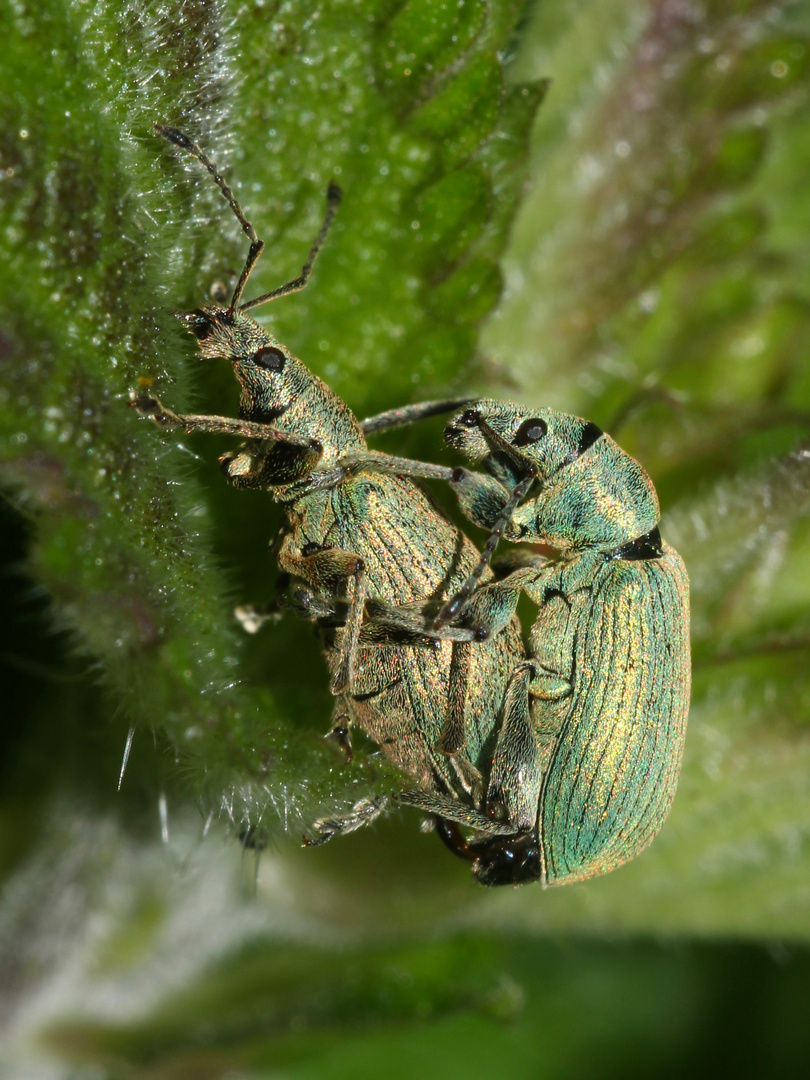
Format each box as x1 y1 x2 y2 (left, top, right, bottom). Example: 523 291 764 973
155 124 263 310
239 181 342 313
155 124 341 313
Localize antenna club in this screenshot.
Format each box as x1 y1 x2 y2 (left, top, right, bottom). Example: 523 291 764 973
156 124 193 151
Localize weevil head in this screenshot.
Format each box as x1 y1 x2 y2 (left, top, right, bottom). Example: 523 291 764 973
446 399 659 552
179 305 307 414
470 830 543 887
179 305 364 461
446 400 601 480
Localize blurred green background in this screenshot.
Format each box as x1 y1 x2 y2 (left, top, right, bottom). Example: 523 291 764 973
2 0 810 1076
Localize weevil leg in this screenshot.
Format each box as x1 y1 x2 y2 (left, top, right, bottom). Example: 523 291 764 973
220 442 324 489
439 641 471 756
279 539 367 696
433 409 554 628
304 449 457 493
359 599 452 645
446 568 538 638
490 547 550 577
132 392 329 488
447 747 485 800
324 710 354 764
527 664 573 701
129 391 318 449
436 639 486 797
434 471 536 628
485 661 543 833
522 562 588 702
360 398 475 436
329 561 367 696
396 790 514 837
303 794 388 846
359 565 541 647
309 456 511 532
433 818 479 862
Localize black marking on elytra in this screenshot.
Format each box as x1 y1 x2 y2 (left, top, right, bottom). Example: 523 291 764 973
610 525 663 562
542 586 572 610
554 420 604 474
577 420 603 456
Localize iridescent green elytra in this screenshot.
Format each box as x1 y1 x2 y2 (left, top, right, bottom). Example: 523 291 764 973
132 128 525 844
397 401 691 887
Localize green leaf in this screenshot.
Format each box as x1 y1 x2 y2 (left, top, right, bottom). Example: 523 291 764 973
4 1 810 1074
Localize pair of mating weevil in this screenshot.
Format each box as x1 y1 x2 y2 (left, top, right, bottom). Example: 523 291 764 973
133 126 691 888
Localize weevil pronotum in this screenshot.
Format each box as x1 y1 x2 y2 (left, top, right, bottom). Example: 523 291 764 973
132 127 526 844
394 400 691 886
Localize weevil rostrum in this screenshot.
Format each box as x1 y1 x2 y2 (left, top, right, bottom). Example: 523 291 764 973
393 401 691 886
132 127 527 845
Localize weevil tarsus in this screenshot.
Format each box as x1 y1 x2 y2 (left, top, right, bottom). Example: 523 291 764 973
304 794 389 846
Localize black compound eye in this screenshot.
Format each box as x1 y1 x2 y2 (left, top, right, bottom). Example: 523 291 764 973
514 417 547 445
184 309 215 340
253 345 286 372
191 321 213 341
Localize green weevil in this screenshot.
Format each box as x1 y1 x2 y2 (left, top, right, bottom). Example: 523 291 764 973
393 400 691 887
132 127 526 843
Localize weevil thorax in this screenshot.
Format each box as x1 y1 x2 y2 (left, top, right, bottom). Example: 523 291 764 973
181 306 365 465
447 399 659 553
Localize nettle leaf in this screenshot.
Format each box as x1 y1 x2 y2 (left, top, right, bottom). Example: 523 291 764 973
1 0 810 1010
4 1 810 1075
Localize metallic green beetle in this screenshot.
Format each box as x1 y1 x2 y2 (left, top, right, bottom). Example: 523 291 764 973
396 400 691 887
132 128 526 843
